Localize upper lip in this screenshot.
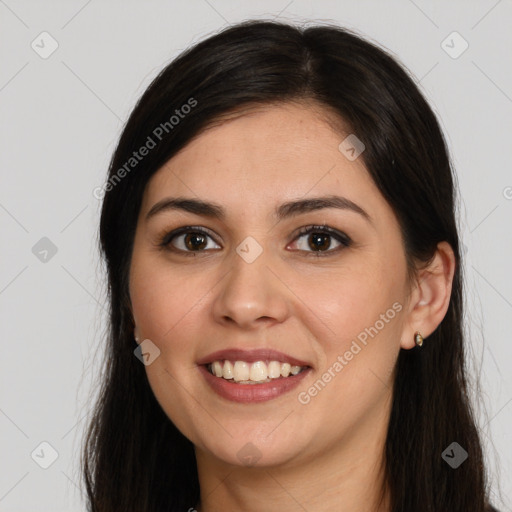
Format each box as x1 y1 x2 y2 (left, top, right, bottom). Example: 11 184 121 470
197 348 311 368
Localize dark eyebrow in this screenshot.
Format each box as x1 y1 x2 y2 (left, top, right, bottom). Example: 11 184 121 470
145 195 371 223
276 196 371 223
146 197 225 221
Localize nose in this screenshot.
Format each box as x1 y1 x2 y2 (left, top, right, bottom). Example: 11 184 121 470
211 246 290 330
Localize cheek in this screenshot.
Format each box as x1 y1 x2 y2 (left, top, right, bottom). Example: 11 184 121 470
297 255 405 379
129 262 208 435
295 274 402 434
299 261 395 335
130 257 203 345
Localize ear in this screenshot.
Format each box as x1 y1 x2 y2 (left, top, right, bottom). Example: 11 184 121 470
400 241 456 349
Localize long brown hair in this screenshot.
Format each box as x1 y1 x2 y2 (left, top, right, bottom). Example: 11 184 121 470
82 19 495 511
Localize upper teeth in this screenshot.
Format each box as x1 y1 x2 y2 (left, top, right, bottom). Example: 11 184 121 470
208 360 305 383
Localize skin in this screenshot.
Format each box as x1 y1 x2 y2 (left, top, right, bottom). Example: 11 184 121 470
129 101 455 512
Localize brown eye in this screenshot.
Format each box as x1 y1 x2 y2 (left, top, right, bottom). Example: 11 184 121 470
290 225 352 255
307 233 332 251
183 232 208 251
161 227 221 253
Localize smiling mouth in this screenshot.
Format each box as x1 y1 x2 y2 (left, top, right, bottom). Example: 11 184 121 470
206 360 308 384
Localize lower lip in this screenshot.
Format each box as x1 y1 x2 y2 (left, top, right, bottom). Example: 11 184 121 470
198 365 311 403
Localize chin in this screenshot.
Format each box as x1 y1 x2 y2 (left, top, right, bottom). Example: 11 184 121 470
195 428 312 470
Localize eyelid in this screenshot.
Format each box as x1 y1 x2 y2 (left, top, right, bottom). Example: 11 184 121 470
289 225 352 256
291 224 351 244
159 225 219 245
157 226 220 257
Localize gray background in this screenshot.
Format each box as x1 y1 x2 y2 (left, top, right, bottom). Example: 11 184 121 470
1 1 511 510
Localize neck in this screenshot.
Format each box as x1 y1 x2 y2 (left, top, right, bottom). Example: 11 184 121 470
194 394 392 512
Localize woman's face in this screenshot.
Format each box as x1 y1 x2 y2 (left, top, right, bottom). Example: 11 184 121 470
129 102 413 469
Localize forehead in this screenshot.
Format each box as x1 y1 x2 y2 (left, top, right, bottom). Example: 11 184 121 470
140 102 384 220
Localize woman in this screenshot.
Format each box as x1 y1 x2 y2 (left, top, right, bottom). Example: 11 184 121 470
82 19 500 511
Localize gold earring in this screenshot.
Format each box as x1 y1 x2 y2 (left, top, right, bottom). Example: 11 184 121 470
414 331 424 347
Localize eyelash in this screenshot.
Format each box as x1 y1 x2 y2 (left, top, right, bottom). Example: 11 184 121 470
157 225 352 258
